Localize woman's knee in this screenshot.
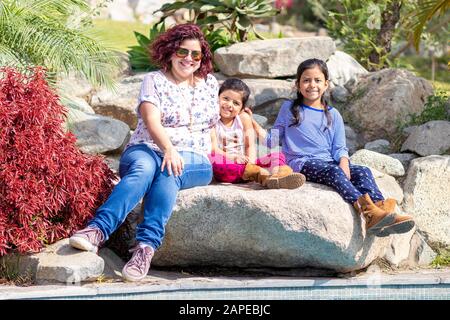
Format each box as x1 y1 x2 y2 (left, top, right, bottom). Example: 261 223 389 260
125 159 157 178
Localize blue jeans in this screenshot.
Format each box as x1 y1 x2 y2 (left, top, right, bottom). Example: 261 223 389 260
89 144 212 250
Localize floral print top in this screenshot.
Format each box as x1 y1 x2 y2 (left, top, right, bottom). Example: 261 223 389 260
126 70 220 157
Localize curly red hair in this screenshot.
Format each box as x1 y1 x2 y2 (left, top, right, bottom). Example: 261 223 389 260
150 24 213 79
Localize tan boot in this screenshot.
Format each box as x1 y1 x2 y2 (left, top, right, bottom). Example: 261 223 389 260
373 199 415 237
242 163 271 185
374 199 396 213
265 165 306 189
354 194 396 234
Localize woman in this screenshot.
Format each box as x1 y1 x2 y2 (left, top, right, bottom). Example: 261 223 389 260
69 24 220 282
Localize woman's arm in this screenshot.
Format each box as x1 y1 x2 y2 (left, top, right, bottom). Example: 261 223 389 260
139 101 184 176
239 112 257 163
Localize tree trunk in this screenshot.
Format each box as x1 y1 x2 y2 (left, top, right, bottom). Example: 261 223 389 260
368 1 402 71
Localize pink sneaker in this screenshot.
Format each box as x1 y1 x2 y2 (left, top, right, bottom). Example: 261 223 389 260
122 243 154 282
69 226 104 253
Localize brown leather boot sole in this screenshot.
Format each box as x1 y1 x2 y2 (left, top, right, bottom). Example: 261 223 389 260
265 173 306 189
374 218 415 237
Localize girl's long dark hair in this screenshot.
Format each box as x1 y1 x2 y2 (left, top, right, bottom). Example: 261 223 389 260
290 58 332 130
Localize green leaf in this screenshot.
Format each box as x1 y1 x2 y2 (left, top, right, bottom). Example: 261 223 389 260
133 31 150 48
235 15 251 31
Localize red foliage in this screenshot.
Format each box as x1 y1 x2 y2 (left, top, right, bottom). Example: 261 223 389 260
0 67 115 256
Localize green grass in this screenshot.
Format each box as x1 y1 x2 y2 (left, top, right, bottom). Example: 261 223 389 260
91 19 150 53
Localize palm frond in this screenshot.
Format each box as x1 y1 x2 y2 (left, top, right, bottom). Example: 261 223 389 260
0 0 118 90
406 0 450 50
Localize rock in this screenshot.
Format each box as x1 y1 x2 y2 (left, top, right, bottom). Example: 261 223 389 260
343 69 433 141
345 125 364 155
1 239 104 284
401 120 450 156
350 149 405 177
384 229 436 268
108 177 408 273
384 228 416 267
212 72 228 81
402 125 419 137
364 139 391 154
388 153 418 171
326 51 368 87
330 85 350 103
104 154 121 174
402 155 450 247
369 167 404 203
62 95 95 114
253 98 289 126
215 77 296 109
243 78 296 108
406 231 436 267
57 73 93 100
214 37 336 78
69 108 130 155
253 114 268 128
91 73 146 129
98 247 125 280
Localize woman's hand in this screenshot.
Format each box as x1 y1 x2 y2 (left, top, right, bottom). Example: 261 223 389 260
161 147 184 176
339 157 351 180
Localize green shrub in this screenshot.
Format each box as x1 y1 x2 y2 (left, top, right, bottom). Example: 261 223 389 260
127 23 166 72
431 248 450 268
403 90 449 127
128 0 279 72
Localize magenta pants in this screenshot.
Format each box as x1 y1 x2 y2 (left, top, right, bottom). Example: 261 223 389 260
208 152 286 183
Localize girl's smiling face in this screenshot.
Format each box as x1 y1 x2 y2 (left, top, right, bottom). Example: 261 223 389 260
297 66 329 108
219 89 244 121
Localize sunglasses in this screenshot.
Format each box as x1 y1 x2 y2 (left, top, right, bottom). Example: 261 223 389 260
175 47 202 61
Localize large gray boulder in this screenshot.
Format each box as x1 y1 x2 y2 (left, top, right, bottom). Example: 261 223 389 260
401 120 450 156
69 108 130 155
1 239 104 284
350 149 405 177
243 78 296 108
152 182 404 272
402 155 450 247
108 170 409 273
345 125 364 155
342 69 433 141
214 37 335 78
90 73 145 130
326 51 368 87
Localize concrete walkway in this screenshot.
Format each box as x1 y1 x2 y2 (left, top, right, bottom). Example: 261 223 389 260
1 268 449 300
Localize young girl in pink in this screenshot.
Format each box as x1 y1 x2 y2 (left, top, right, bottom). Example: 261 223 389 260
209 78 305 189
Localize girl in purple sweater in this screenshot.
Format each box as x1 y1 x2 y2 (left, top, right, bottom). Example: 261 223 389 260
250 58 414 237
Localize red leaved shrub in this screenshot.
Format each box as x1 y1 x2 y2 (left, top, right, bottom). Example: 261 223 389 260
0 67 115 256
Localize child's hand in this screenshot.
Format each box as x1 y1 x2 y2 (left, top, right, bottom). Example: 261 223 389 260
339 157 351 180
242 107 253 116
234 154 249 164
